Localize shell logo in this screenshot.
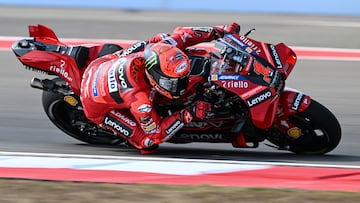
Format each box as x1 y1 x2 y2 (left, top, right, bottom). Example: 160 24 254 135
287 127 301 139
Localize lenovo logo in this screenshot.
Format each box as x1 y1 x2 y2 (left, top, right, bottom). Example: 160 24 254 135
247 90 272 107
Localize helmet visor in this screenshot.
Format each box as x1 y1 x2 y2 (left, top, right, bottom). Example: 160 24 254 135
152 71 189 97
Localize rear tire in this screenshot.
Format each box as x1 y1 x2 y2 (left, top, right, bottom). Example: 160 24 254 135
42 78 124 145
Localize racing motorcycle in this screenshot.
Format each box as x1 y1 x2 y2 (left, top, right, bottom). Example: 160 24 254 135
12 24 341 155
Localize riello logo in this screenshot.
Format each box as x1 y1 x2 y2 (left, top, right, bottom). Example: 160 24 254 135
246 90 272 107
49 60 73 82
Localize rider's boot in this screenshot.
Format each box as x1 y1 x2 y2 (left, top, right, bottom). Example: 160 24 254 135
139 137 159 155
140 144 159 154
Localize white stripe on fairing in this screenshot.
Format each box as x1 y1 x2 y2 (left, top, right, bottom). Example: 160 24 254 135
0 151 359 169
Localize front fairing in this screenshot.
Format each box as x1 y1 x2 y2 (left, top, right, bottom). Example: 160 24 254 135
208 34 297 129
219 34 297 79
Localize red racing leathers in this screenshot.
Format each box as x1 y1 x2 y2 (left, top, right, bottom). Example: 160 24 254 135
80 22 240 153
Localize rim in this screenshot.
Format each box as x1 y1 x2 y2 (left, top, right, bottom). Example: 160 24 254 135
48 99 121 144
287 115 331 154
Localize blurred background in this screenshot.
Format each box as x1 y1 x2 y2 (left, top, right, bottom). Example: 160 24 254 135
0 0 359 16
1 0 360 48
0 0 359 163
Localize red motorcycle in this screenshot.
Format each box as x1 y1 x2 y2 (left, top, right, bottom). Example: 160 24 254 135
12 24 341 155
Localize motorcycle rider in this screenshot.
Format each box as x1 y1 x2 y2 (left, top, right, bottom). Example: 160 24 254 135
80 22 241 154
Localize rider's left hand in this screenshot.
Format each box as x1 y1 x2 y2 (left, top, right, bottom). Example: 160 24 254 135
214 22 240 39
224 22 241 34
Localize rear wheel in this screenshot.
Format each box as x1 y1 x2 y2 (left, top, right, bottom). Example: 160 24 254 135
269 100 341 155
42 78 124 145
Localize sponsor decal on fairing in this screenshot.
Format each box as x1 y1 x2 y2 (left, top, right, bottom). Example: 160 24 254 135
184 122 209 128
49 59 73 82
246 89 272 107
209 74 249 89
221 80 249 89
175 133 223 140
269 44 283 69
210 74 246 81
238 35 261 54
291 93 305 111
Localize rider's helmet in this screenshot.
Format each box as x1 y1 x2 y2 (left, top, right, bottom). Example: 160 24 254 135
143 43 191 99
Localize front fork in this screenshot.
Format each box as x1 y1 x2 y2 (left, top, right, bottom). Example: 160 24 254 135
272 88 312 139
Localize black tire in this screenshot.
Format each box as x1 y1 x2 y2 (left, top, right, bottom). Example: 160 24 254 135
42 78 123 145
286 100 342 155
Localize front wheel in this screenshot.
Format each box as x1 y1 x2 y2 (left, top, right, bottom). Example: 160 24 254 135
269 100 341 155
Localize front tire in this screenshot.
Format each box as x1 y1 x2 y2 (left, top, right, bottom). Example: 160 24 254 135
268 99 342 155
287 100 342 154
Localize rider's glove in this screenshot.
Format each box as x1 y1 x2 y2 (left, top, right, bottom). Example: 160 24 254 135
188 101 213 120
147 33 170 43
214 22 241 38
224 22 241 34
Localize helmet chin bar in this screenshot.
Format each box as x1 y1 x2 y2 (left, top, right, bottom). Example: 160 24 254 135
145 70 174 99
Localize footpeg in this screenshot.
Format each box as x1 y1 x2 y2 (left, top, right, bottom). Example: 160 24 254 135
30 77 71 94
30 77 44 90
30 77 55 90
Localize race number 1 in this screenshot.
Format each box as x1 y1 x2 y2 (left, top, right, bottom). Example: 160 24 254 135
253 61 273 83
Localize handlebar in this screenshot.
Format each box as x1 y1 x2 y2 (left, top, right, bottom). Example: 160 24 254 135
213 36 251 74
219 45 249 66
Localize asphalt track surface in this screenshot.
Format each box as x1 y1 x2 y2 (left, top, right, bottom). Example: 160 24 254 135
0 7 359 167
